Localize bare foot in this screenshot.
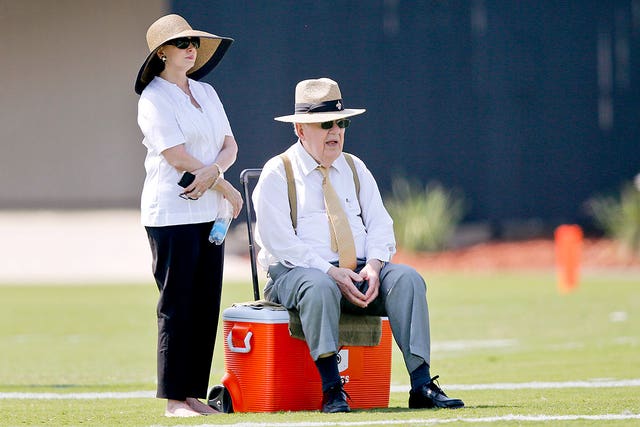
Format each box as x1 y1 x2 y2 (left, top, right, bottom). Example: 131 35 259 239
186 397 220 415
165 399 201 417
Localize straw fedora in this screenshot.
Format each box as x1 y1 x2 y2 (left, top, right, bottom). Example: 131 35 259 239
134 14 233 94
274 78 366 123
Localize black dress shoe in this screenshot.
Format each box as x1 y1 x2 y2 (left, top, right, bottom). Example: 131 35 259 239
409 375 464 409
322 384 351 413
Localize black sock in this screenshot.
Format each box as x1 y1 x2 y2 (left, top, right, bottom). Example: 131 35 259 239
315 354 341 392
410 362 431 392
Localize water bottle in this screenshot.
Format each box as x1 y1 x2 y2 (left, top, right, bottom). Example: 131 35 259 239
209 198 233 245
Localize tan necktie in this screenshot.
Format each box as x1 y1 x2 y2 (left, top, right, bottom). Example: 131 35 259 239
318 166 357 270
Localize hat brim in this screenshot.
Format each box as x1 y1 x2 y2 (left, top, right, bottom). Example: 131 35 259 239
274 108 366 123
135 31 233 95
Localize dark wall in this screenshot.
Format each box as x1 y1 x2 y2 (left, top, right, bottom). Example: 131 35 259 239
173 0 640 234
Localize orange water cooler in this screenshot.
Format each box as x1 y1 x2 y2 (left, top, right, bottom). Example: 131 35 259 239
211 304 392 413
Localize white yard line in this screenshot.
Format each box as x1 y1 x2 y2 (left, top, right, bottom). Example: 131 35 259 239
432 339 517 351
1 378 638 400
391 378 640 392
166 413 640 426
0 391 155 399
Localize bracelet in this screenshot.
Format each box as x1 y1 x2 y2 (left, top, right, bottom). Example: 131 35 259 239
209 163 224 188
210 171 224 188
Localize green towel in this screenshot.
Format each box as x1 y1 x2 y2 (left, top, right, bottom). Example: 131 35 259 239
288 310 381 346
232 300 287 311
231 300 382 347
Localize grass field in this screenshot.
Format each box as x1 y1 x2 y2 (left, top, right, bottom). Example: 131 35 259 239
0 269 639 426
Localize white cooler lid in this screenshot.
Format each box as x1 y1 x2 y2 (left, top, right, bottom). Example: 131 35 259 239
223 304 290 323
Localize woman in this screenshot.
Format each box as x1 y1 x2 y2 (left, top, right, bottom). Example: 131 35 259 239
134 14 243 417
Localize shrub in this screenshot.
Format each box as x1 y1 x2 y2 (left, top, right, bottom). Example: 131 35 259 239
587 178 640 255
386 177 465 253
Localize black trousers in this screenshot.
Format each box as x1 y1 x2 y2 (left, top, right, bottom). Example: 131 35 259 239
145 222 224 400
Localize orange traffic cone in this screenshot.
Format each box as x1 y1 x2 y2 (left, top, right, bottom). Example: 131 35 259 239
554 225 583 294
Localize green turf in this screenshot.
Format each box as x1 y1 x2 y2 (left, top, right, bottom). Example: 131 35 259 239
0 269 639 426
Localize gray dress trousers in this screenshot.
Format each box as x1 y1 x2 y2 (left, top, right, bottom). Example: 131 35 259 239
265 262 431 373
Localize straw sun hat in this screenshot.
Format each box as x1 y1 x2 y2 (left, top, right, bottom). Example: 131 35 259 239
134 14 233 94
274 78 366 123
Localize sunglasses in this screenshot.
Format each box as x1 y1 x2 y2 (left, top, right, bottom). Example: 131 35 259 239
167 37 201 49
320 119 351 130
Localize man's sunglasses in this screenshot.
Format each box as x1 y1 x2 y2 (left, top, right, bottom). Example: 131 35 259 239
320 119 351 130
166 37 201 49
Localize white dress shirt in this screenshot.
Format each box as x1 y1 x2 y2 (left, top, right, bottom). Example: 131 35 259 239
253 142 396 273
137 76 233 226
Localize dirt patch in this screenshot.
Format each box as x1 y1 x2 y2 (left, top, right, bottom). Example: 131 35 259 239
392 238 640 272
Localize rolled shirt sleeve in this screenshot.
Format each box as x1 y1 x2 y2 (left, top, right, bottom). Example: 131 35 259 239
138 97 186 154
253 157 335 273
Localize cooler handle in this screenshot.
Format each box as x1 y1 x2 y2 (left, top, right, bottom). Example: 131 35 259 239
227 329 253 353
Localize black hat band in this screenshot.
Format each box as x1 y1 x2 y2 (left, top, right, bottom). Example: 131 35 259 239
295 99 344 114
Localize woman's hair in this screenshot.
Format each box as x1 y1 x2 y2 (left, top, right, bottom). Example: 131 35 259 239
147 54 166 79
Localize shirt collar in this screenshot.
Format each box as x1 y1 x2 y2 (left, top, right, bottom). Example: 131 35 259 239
152 76 194 102
292 141 350 177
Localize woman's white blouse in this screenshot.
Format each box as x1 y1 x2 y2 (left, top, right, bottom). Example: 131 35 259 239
137 77 233 226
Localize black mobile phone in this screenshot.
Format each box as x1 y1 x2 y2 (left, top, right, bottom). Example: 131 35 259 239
355 280 369 294
178 171 196 188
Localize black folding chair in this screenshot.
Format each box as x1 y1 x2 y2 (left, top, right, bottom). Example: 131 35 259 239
239 168 263 301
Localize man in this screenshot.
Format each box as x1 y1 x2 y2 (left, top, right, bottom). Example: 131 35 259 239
253 78 464 413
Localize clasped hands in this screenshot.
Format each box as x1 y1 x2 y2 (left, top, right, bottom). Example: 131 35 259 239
327 259 384 308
